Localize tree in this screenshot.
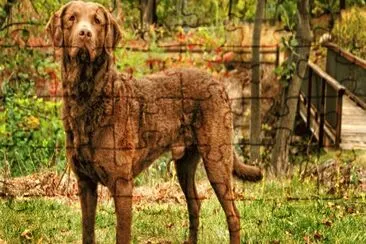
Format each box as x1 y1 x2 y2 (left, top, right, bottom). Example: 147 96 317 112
113 0 124 26
271 0 313 176
0 0 18 31
140 0 158 28
250 0 265 163
340 0 346 10
228 0 239 20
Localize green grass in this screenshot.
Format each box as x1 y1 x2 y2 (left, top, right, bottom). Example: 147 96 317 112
1 178 365 243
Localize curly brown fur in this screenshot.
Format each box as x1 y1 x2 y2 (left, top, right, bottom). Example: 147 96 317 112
47 1 262 243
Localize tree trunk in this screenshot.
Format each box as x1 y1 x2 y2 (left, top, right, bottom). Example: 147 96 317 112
0 0 18 30
228 0 233 20
114 0 124 26
141 0 158 27
176 0 183 14
340 0 346 11
271 0 313 176
250 0 265 163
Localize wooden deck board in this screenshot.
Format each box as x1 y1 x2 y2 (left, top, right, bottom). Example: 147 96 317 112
340 96 366 149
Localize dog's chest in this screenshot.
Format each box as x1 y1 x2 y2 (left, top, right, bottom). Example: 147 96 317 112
68 125 134 185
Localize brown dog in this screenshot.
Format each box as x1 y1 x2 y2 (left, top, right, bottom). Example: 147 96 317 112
47 1 262 243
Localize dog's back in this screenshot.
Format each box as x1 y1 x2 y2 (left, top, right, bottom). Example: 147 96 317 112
125 67 233 174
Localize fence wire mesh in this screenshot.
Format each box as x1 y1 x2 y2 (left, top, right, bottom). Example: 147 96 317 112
0 0 365 243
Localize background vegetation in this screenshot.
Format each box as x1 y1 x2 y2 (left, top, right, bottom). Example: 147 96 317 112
1 0 365 177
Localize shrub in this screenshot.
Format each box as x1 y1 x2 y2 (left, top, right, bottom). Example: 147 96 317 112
332 7 366 58
0 81 65 177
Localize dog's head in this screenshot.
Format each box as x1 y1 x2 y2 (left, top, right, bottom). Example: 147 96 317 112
46 1 121 62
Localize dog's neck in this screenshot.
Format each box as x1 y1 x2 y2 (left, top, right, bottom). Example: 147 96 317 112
61 53 115 103
61 52 121 152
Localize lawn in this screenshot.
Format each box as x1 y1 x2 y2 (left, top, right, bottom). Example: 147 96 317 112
1 177 365 243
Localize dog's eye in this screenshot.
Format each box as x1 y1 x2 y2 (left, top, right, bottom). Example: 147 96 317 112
69 15 75 21
94 16 101 24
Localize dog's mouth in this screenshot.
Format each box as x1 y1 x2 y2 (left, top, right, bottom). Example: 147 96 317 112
77 48 91 63
69 44 97 63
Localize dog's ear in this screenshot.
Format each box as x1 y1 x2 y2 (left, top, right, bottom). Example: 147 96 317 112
46 4 69 48
104 11 122 56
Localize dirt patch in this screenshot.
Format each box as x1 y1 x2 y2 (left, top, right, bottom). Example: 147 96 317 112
0 171 215 204
3 164 364 204
0 171 78 198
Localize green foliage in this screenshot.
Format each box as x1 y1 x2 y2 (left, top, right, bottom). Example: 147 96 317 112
0 0 67 176
157 0 225 27
278 1 297 31
134 153 173 186
313 0 365 16
0 81 65 177
274 35 298 88
235 0 256 21
1 0 366 179
347 0 366 6
313 0 338 16
115 49 152 78
25 0 112 20
332 7 366 58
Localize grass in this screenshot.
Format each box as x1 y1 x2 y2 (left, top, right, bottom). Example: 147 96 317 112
0 177 365 244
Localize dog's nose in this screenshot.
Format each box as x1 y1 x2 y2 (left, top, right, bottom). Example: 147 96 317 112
79 28 92 39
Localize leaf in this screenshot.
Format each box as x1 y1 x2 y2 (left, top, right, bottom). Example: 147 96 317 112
21 229 32 240
303 236 311 244
223 52 235 62
313 231 323 240
290 38 298 47
321 219 333 227
274 66 283 76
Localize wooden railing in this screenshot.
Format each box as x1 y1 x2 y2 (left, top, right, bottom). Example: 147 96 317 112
325 43 366 109
299 61 345 148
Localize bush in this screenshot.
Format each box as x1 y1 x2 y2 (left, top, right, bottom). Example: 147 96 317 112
332 7 366 58
0 81 65 177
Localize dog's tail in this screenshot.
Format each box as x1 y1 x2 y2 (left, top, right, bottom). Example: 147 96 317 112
233 152 263 182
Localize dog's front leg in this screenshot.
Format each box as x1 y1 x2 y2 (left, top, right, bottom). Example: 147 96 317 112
78 179 98 244
112 177 133 244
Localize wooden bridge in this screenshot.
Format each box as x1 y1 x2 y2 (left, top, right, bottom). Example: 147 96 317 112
299 43 366 150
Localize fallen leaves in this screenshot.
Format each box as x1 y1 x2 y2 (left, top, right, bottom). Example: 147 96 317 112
21 229 32 240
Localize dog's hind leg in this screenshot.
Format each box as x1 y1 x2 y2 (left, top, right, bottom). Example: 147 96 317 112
199 144 241 244
195 95 241 243
78 179 98 244
175 147 201 244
